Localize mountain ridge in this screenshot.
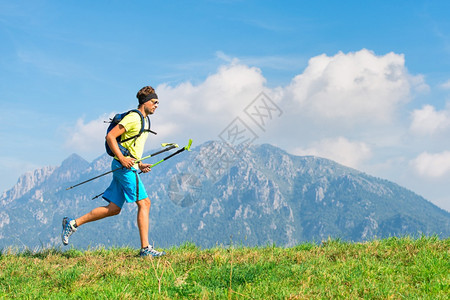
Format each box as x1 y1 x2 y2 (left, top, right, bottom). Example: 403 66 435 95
0 141 448 249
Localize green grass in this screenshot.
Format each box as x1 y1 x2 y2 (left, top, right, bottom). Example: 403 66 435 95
0 236 448 299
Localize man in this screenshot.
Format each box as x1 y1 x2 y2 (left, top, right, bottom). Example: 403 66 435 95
61 85 165 257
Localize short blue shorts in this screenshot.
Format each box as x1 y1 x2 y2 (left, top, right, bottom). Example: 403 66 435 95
102 159 148 208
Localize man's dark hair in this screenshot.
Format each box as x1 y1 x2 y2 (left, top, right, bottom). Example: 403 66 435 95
136 86 156 104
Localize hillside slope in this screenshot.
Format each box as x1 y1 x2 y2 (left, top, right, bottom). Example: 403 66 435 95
1 237 448 299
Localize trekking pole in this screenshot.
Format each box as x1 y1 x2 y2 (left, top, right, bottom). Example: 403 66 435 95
65 143 179 190
91 139 193 200
146 138 192 168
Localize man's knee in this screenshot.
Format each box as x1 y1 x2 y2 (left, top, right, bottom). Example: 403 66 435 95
137 198 151 209
108 203 121 216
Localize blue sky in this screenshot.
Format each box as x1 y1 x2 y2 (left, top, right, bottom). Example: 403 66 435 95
1 0 450 211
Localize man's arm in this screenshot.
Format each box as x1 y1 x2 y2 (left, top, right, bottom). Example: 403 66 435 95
105 124 136 169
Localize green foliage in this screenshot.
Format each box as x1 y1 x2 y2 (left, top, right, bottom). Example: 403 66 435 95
0 237 448 299
176 241 200 251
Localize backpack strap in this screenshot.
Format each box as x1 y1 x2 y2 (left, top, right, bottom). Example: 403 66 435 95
119 110 146 143
144 115 157 135
118 110 157 147
105 109 156 158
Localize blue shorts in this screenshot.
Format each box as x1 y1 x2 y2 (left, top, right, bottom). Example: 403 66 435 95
102 159 148 208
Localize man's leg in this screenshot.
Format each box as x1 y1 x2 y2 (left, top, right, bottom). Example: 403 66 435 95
136 198 165 257
136 197 151 248
62 202 121 246
76 202 121 226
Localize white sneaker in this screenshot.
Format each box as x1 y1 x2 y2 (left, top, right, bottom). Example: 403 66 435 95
140 245 166 257
61 217 77 246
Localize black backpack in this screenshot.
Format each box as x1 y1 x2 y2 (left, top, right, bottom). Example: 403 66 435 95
104 109 156 158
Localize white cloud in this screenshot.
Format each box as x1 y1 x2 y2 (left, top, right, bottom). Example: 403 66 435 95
158 62 266 115
63 62 269 158
440 79 450 90
61 51 426 173
292 137 372 169
64 50 428 160
215 51 239 64
410 151 450 178
285 49 427 123
155 62 268 143
63 114 109 157
410 104 450 135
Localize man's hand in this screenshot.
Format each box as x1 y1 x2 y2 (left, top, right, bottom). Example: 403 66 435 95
139 162 152 173
119 156 136 169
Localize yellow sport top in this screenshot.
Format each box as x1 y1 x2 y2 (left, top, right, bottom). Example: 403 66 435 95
117 111 150 163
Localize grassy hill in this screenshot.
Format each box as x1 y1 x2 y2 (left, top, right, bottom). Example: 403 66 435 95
1 236 448 299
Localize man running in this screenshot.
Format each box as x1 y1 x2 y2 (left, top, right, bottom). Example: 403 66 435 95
62 85 165 257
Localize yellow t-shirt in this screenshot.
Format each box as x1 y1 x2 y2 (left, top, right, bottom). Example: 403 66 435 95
118 111 150 162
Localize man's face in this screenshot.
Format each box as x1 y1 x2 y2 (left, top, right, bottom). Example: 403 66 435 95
144 98 158 115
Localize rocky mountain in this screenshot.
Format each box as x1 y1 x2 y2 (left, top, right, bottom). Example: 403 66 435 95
0 141 449 249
